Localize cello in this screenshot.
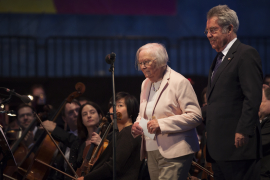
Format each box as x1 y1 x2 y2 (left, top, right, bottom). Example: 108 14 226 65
22 82 85 180
200 145 214 180
3 116 37 179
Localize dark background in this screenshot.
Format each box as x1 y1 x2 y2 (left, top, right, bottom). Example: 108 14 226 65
0 0 269 114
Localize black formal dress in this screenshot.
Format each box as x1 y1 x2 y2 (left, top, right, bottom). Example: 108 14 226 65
67 125 142 180
205 39 263 179
260 116 270 179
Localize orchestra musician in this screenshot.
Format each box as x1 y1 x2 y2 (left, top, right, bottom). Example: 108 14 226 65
16 104 43 148
41 99 81 179
75 92 142 180
64 101 104 179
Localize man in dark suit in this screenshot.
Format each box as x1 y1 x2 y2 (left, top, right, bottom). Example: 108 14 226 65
259 87 270 179
42 99 81 179
204 5 263 180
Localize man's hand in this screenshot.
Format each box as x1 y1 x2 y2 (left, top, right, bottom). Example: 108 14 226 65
40 120 56 132
131 122 143 136
147 118 161 134
235 133 249 148
77 177 84 180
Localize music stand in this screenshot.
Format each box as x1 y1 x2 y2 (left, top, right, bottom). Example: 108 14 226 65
0 127 16 180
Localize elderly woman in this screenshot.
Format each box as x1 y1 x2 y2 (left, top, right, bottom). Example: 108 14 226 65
131 43 202 180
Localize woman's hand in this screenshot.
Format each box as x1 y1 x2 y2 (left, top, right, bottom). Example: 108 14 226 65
131 122 143 136
90 132 101 145
147 119 161 134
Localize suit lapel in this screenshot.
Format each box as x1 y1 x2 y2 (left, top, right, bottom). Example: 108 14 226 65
206 55 217 98
207 39 241 100
140 79 152 118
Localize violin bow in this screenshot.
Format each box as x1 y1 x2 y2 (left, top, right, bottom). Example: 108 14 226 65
191 161 214 177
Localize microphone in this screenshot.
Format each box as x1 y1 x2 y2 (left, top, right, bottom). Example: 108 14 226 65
105 52 116 64
107 112 122 120
6 88 31 103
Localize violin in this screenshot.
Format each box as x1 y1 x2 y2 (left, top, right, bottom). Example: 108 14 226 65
22 82 85 180
200 145 214 180
191 139 203 177
76 117 109 176
191 161 214 178
189 143 214 180
189 135 214 180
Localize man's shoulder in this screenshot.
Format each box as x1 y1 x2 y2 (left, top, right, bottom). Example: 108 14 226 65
229 41 260 64
235 41 258 54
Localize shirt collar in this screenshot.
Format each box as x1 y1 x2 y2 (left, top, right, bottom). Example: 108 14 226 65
33 126 38 136
69 129 78 136
221 37 237 57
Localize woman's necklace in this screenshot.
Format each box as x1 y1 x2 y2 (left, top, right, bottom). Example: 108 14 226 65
152 80 162 92
151 66 166 92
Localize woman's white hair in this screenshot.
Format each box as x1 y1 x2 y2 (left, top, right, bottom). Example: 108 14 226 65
135 43 168 70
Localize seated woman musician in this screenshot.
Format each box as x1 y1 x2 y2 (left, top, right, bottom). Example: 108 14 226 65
72 92 142 180
63 101 104 177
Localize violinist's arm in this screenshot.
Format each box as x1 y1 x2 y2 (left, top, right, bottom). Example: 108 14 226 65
41 120 78 147
41 120 56 132
51 126 78 148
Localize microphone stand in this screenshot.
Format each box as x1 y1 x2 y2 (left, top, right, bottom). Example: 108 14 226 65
106 52 117 180
0 87 31 104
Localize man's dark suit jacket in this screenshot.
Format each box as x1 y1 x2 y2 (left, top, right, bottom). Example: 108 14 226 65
48 126 78 179
206 39 263 162
260 116 270 179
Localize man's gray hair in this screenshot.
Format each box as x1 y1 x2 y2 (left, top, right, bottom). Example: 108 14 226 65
207 5 239 34
135 43 168 70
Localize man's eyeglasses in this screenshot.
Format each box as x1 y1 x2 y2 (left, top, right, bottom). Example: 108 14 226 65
204 27 219 36
138 59 156 67
18 113 34 119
